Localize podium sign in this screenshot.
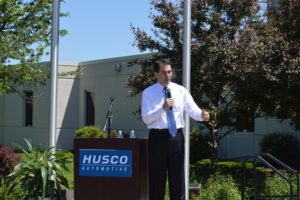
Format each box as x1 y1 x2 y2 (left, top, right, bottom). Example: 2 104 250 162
79 149 132 177
74 138 148 200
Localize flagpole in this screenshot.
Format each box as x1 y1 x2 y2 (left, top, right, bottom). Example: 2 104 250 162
183 0 191 199
49 0 60 148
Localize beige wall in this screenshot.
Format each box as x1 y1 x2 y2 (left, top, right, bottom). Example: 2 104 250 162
0 96 4 143
0 88 49 147
56 76 79 149
78 54 149 138
218 117 300 159
1 93 24 127
0 54 150 149
255 117 297 134
0 63 79 149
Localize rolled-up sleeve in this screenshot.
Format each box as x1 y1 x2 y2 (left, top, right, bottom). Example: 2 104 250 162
183 90 203 121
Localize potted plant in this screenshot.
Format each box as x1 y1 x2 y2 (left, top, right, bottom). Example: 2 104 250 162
8 139 71 200
74 125 108 138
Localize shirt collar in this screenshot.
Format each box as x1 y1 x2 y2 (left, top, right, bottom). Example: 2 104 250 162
157 82 173 90
157 82 166 92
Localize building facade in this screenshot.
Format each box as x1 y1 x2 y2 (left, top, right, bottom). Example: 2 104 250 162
0 53 299 159
0 54 150 150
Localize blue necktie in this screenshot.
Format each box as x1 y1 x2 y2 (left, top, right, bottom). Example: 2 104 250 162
164 87 177 137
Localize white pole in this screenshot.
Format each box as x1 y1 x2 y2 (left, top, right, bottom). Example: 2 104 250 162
183 0 191 199
49 0 60 148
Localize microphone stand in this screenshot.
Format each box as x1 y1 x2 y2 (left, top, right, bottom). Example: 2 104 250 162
103 97 115 138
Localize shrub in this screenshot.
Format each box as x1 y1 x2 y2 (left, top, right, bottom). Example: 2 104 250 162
260 132 300 168
8 139 71 199
190 159 270 199
261 174 298 199
190 159 268 186
190 128 211 164
74 126 108 138
196 175 240 200
0 145 20 177
110 130 118 138
0 177 25 200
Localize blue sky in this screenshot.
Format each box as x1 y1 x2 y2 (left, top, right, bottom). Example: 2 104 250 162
44 0 153 62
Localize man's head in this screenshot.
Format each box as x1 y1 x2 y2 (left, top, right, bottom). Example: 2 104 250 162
153 58 172 86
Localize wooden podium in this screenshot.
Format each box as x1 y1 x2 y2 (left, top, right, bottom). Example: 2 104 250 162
74 138 148 200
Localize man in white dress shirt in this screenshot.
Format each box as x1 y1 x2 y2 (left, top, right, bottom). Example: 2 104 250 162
141 58 210 200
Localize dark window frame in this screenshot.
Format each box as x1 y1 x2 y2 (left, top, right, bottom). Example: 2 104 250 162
24 91 33 127
85 90 95 126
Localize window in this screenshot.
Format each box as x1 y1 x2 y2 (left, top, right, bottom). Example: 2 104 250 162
85 91 95 125
24 91 33 127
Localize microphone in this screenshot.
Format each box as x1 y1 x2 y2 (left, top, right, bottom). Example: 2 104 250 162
166 88 173 110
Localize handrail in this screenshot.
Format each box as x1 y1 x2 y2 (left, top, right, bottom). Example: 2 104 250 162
241 153 299 200
262 153 297 174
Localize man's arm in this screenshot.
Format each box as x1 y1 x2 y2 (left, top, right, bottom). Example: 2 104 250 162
141 91 165 125
183 89 209 122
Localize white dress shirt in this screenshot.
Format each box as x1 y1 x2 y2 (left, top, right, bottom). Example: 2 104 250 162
141 82 203 129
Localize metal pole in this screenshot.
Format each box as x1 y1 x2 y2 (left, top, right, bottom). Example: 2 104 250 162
49 0 60 148
183 0 191 199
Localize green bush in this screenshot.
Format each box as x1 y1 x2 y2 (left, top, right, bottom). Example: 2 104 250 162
190 159 268 186
190 159 269 199
190 128 211 164
196 175 240 200
261 174 298 199
110 130 118 138
74 126 108 138
260 132 300 168
8 139 71 199
0 178 25 200
190 159 300 199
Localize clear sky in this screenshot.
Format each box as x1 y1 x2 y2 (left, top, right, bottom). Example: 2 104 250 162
43 0 153 62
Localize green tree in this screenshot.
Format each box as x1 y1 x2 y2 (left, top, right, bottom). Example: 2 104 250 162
128 0 262 164
266 0 300 43
0 0 68 96
128 0 300 164
231 0 300 129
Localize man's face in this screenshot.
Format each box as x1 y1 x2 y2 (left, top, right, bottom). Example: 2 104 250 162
155 64 172 86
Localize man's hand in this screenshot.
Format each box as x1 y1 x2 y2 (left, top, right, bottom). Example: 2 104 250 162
163 98 174 110
201 110 210 122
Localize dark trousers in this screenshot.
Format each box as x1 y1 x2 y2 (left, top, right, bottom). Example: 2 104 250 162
148 129 185 200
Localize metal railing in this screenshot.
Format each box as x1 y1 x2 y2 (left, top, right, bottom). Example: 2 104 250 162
241 153 300 200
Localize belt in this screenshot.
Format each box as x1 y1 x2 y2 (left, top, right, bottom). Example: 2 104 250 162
150 128 183 133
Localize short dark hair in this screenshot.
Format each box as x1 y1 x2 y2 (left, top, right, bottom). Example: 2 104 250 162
153 58 171 73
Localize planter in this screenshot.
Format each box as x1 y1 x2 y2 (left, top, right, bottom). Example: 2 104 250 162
66 189 74 200
189 183 201 197
27 190 74 200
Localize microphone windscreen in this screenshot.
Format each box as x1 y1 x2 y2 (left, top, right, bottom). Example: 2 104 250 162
166 88 173 110
166 88 171 98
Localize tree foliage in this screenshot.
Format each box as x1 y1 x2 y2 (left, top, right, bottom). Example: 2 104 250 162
231 0 300 129
0 0 68 95
232 25 300 129
128 0 300 161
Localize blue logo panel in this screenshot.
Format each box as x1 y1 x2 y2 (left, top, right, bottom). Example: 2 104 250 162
79 149 132 177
